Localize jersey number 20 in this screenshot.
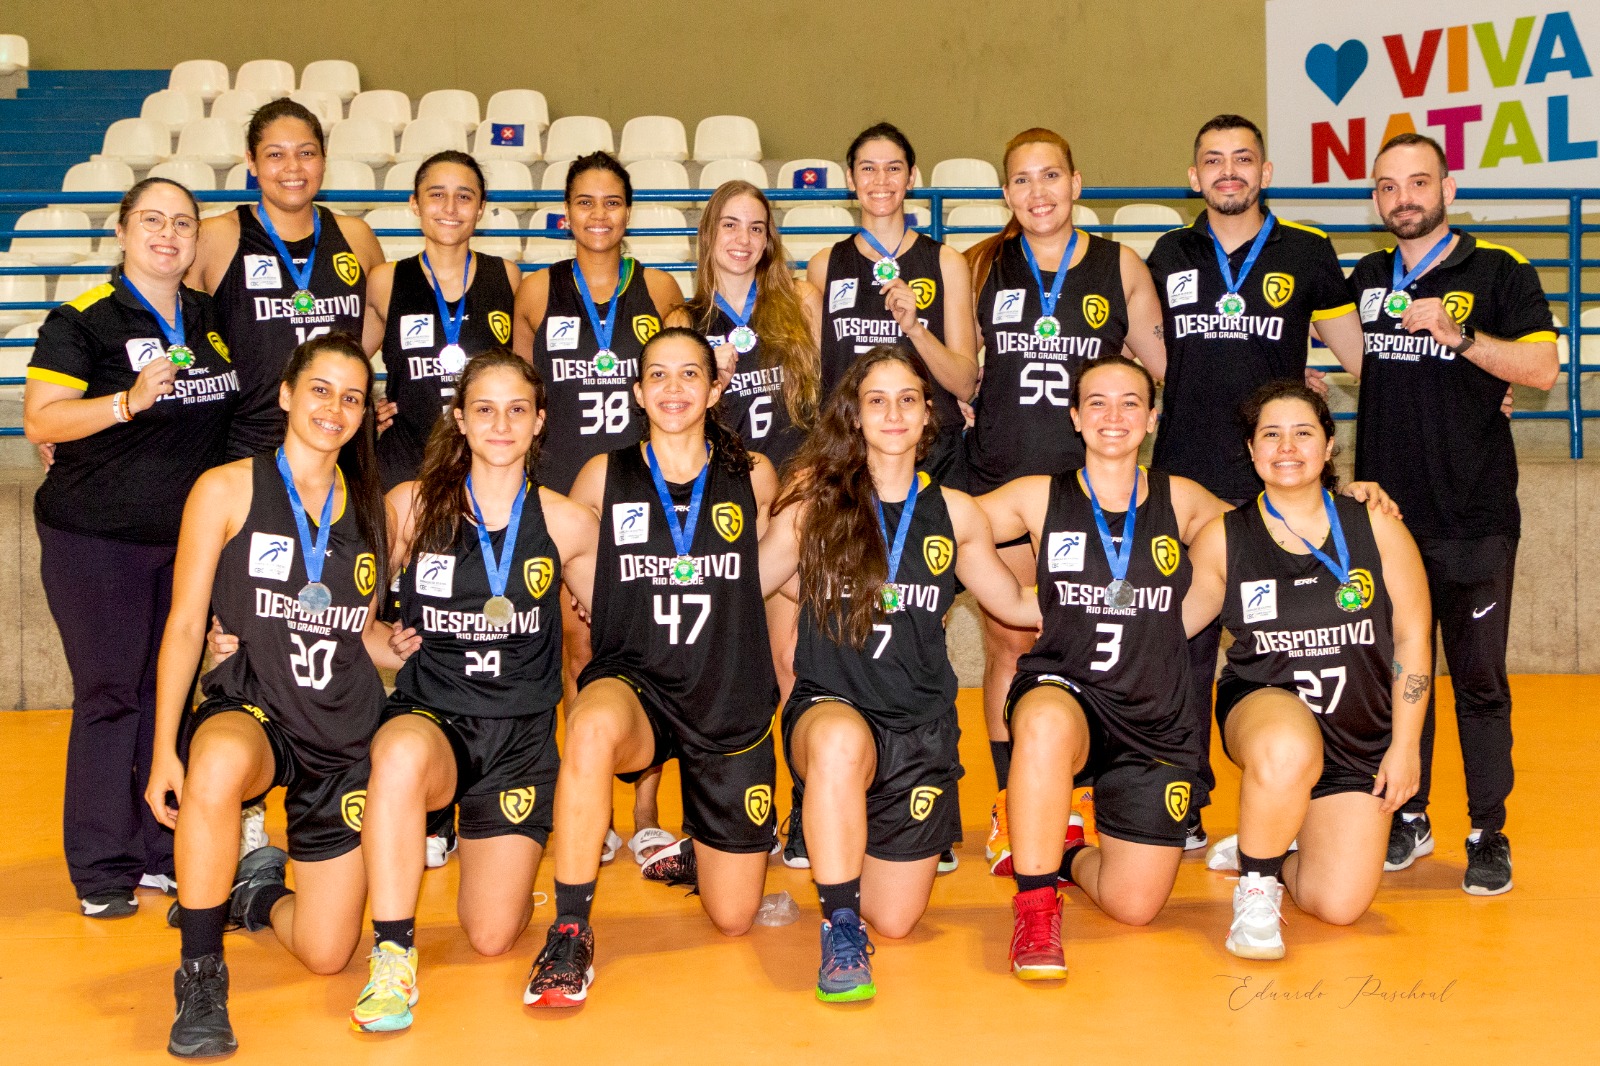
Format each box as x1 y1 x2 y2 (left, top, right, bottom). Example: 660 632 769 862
289 634 336 690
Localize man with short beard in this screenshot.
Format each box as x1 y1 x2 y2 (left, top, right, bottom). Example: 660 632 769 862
1147 114 1363 847
1350 132 1558 896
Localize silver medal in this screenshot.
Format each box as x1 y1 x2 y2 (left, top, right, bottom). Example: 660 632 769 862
298 581 333 614
439 343 467 374
1104 579 1135 609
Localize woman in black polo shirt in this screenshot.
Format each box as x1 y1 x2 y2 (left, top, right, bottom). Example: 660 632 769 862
23 177 238 918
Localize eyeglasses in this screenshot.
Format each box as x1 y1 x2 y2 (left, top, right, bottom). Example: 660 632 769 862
129 209 200 238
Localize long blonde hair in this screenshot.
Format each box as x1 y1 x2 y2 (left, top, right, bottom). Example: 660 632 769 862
965 128 1079 295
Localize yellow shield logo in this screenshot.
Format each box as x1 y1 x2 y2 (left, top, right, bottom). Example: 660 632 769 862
712 502 743 543
333 251 361 287
488 310 512 345
633 314 660 345
1082 293 1110 331
1348 567 1375 610
353 552 376 597
744 784 772 825
1262 272 1295 309
908 785 943 822
1164 781 1190 822
923 535 954 576
524 557 554 599
1151 535 1180 577
499 787 536 825
909 277 937 310
207 331 230 362
1442 292 1474 324
340 790 367 831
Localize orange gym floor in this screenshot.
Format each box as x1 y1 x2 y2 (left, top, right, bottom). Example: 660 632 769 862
2 677 1596 1064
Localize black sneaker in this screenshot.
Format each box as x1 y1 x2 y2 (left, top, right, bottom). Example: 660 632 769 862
781 806 809 870
1183 808 1208 851
1463 831 1513 896
229 845 289 931
80 888 137 919
1384 813 1435 871
936 848 959 874
522 920 596 1008
168 953 237 1058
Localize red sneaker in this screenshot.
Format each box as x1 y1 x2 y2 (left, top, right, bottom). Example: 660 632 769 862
1009 886 1068 981
1058 820 1087 887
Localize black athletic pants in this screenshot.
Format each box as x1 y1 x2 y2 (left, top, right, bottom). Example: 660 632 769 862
37 521 177 897
1405 534 1517 833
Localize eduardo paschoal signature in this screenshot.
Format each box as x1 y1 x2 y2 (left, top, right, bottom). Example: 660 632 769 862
1218 974 1459 1011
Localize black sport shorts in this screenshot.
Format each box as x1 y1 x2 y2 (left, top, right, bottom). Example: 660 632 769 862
1214 674 1379 800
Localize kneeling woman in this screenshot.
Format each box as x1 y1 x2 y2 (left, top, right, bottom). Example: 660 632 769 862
146 335 395 1057
524 327 779 1008
760 346 1037 1002
1186 380 1428 960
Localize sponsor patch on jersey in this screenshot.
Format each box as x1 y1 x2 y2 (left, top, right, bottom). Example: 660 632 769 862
546 315 580 351
633 314 660 345
992 288 1026 324
245 254 282 290
340 790 366 831
1151 535 1180 577
923 535 954 576
1165 269 1198 308
908 785 942 822
1348 567 1375 610
711 502 743 543
488 310 512 344
1262 272 1295 309
333 251 361 286
612 502 649 545
1359 287 1386 324
353 552 377 597
524 556 554 599
400 313 434 349
414 553 456 598
1164 781 1190 821
1046 531 1086 572
910 277 937 310
1241 579 1277 623
1442 292 1474 324
828 278 858 313
248 532 294 581
499 786 535 824
125 337 164 372
207 331 230 362
744 784 773 825
1082 293 1110 330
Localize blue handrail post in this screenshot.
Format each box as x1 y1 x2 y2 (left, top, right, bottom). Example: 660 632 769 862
929 191 945 244
1569 194 1584 459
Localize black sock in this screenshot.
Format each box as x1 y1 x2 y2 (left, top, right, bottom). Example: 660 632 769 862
555 879 596 923
180 902 228 961
816 878 862 919
373 917 414 951
1059 843 1090 883
246 884 292 931
1015 871 1057 895
1239 850 1288 880
990 741 1013 791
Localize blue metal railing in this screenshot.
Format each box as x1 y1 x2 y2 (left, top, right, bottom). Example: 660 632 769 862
3 186 1596 456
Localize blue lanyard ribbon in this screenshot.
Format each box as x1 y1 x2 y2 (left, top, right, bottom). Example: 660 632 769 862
422 250 472 347
874 474 921 586
122 276 185 348
1261 489 1351 584
573 259 629 351
858 227 908 264
275 446 334 586
1210 212 1276 297
645 443 711 558
713 280 756 329
258 206 321 292
465 474 527 600
1019 229 1078 319
1390 230 1453 294
1083 468 1138 584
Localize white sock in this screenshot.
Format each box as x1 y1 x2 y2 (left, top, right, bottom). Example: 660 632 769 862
1468 829 1483 843
1401 812 1423 823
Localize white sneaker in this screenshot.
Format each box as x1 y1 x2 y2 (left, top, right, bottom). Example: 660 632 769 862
425 828 458 869
239 802 268 859
1205 834 1299 872
600 827 624 864
1226 872 1286 960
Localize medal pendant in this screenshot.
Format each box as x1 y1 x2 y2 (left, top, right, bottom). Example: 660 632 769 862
166 345 195 369
670 556 697 585
291 289 317 315
1335 582 1364 612
483 595 516 627
1216 292 1246 317
873 257 901 284
729 325 757 355
1105 579 1136 609
1384 291 1412 318
593 349 618 375
439 343 467 374
1033 315 1061 341
297 581 333 615
878 585 903 613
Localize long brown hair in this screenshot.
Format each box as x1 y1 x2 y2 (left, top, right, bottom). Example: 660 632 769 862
684 180 819 428
965 127 1078 295
409 349 548 558
774 345 938 648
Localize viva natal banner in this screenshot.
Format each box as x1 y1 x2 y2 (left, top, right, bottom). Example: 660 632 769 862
1266 0 1597 219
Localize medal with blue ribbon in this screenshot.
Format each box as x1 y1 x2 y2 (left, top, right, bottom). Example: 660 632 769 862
574 259 628 376
859 227 910 285
714 280 758 355
259 206 321 315
646 442 711 585
1083 467 1139 609
123 276 193 367
1020 229 1078 341
466 473 526 627
275 446 337 614
1210 212 1275 318
1385 230 1453 318
1261 490 1364 612
424 249 472 374
874 474 920 613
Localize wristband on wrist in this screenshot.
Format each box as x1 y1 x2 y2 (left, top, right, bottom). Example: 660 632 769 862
113 391 132 423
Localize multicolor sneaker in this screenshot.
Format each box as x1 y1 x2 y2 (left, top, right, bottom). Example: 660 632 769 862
1057 818 1087 886
641 838 697 889
1183 807 1208 851
816 909 876 1002
523 920 596 1007
1463 830 1513 896
168 953 236 1058
240 802 269 858
1384 814 1434 872
228 845 289 932
937 848 959 874
987 790 1012 877
1072 786 1098 846
1009 886 1067 980
1225 872 1285 960
350 942 419 1032
425 825 458 869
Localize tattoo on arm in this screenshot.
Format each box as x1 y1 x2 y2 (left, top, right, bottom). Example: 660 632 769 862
1392 659 1402 679
1403 674 1429 704
1153 324 1164 340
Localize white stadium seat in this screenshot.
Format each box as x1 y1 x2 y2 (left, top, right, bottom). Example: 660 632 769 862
327 118 394 167
904 205 932 229
486 89 550 133
175 118 246 168
540 160 571 192
944 203 1011 252
1113 202 1183 258
473 119 541 166
299 60 360 103
523 208 573 265
234 59 294 98
52 265 114 307
383 159 421 192
364 207 424 260
141 89 205 136
0 34 30 77
472 205 524 260
698 158 768 190
93 210 120 253
1073 204 1101 227
397 117 468 162
619 116 688 164
0 273 47 331
776 158 845 192
544 116 614 163
929 158 999 208
627 207 692 262
60 160 135 213
3 322 42 387
693 116 761 162
169 60 229 104
776 205 854 260
477 160 534 202
625 159 690 209
10 208 94 266
209 88 269 128
148 159 218 191
99 118 171 169
321 159 377 214
348 89 412 128
289 89 343 131
417 89 481 136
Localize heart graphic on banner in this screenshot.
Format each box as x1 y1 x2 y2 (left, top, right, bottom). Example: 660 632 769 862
1304 39 1368 104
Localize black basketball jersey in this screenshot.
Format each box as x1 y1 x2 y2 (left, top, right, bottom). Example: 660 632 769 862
793 473 959 730
391 484 563 718
202 455 384 768
701 303 802 469
1219 496 1395 777
215 205 366 459
1018 468 1197 766
531 258 661 493
965 234 1128 494
376 254 517 489
580 443 776 751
